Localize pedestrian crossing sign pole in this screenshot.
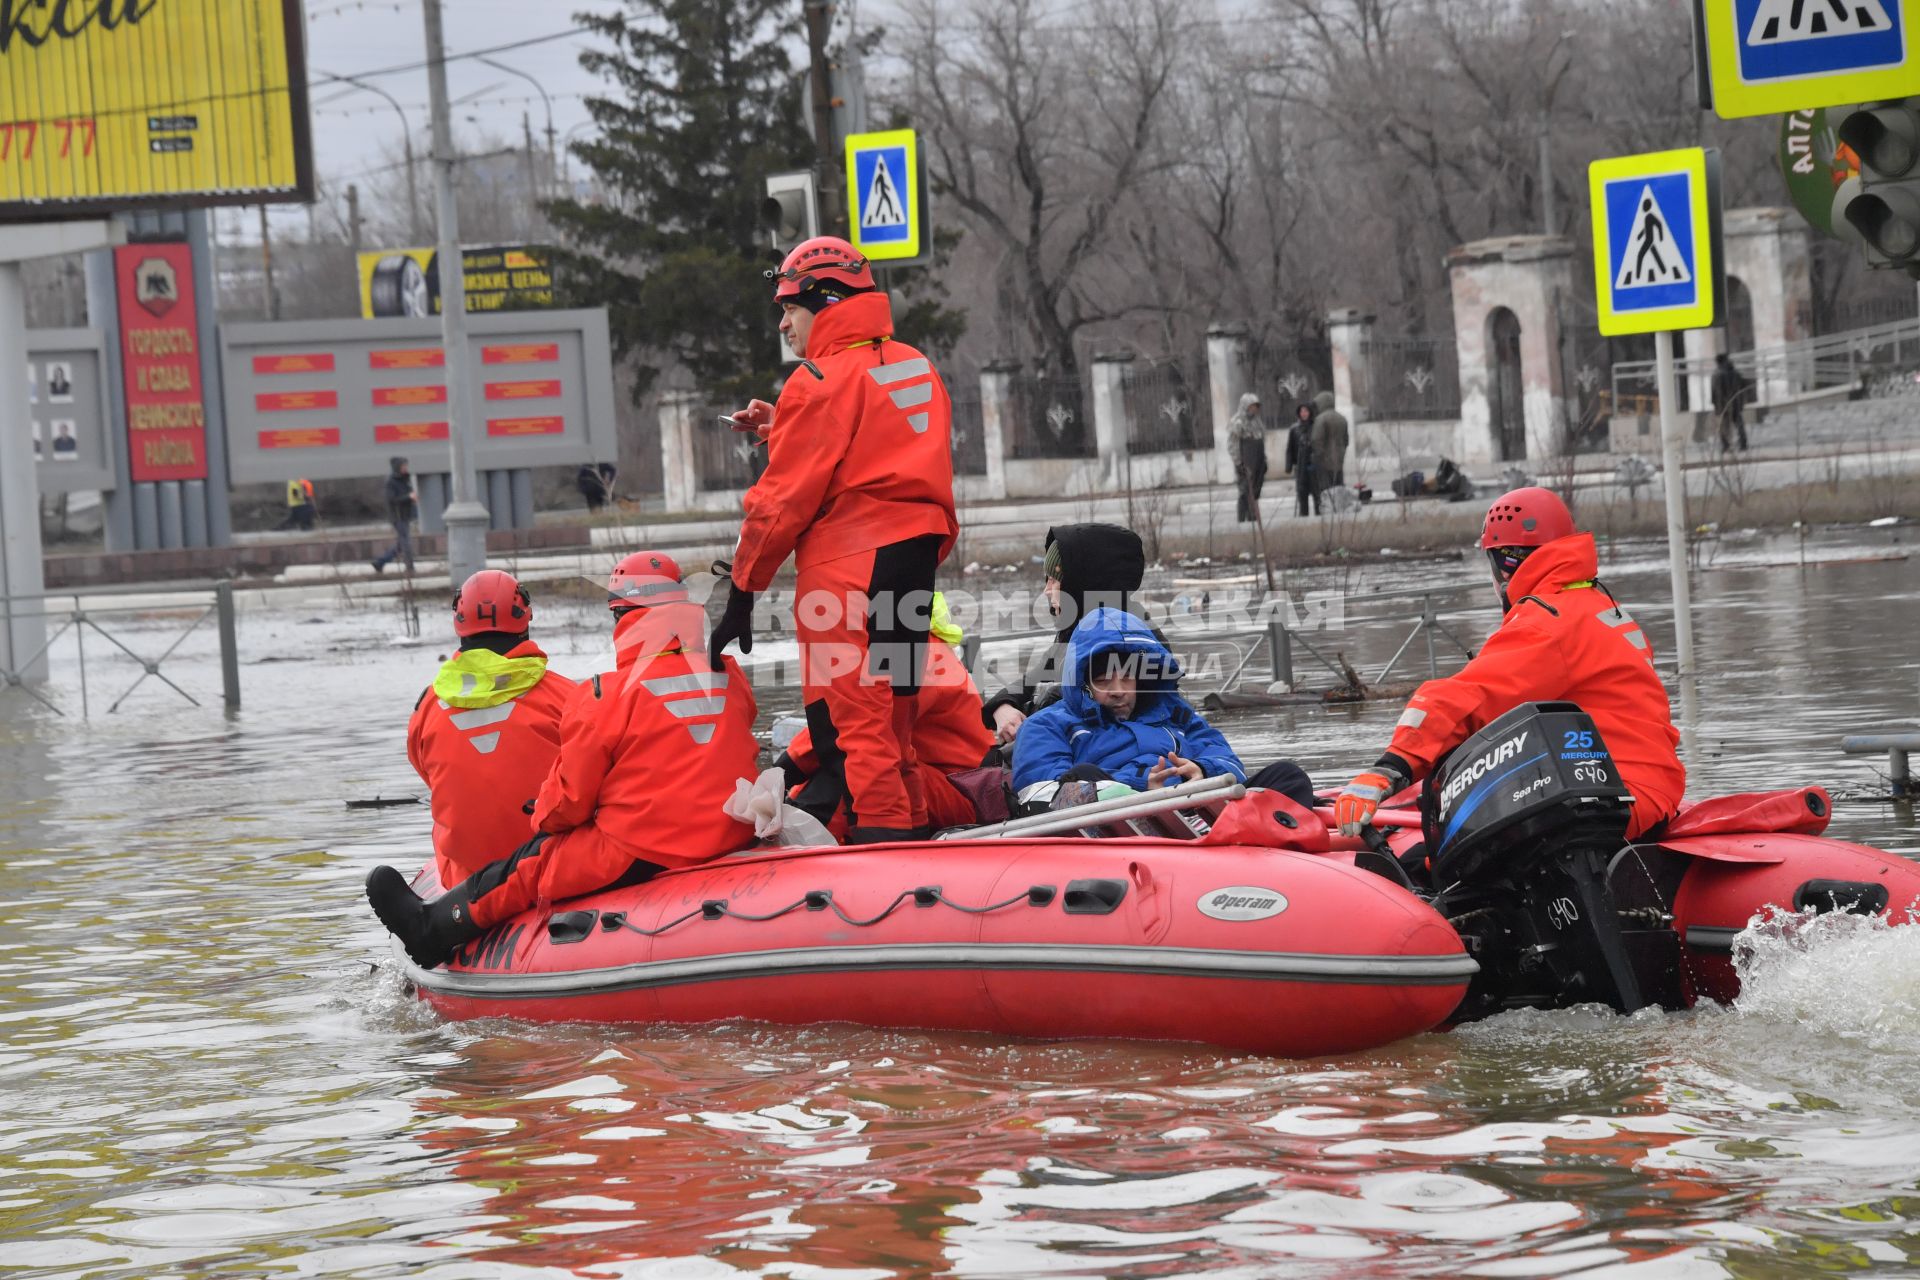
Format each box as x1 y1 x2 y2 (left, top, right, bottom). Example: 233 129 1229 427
1697 0 1920 118
844 128 925 265
1588 146 1726 739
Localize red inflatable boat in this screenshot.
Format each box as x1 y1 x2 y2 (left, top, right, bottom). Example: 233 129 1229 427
391 704 1920 1056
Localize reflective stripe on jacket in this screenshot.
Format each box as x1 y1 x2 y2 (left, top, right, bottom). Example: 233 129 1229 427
531 608 758 869
731 292 958 591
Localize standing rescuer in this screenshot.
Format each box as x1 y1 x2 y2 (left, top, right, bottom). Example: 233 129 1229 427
367 551 761 969
714 235 959 844
1333 487 1686 841
407 570 574 886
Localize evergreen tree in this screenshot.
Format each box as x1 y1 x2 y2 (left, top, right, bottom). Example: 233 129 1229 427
547 0 813 399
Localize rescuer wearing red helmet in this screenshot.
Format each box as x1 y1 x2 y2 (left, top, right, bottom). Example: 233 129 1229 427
713 234 959 843
367 551 760 969
406 570 574 886
1333 487 1685 841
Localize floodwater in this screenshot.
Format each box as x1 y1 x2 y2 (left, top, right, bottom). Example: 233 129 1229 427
3 527 1918 1279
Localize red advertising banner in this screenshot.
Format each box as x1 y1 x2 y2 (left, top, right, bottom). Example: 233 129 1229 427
486 415 565 436
373 385 448 407
485 379 562 401
116 242 209 482
374 422 451 444
253 353 336 375
255 390 339 412
370 348 445 369
482 342 559 365
258 428 343 450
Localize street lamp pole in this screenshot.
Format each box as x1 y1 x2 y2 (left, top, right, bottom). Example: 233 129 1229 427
1538 31 1576 236
316 68 424 244
422 0 490 585
475 55 556 199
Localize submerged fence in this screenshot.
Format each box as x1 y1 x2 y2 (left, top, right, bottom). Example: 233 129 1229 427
0 582 241 719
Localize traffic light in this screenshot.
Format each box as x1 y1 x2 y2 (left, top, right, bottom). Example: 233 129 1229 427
1833 99 1920 272
762 171 819 255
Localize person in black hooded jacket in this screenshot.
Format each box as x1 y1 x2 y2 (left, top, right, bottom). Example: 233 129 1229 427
981 522 1150 749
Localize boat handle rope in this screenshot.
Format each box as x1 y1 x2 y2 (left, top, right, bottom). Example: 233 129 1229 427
588 883 1061 940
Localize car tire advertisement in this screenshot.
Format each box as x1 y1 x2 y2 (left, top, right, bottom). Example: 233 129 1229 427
357 246 555 319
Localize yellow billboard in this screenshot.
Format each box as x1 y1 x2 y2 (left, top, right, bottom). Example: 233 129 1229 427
358 246 557 319
0 0 312 218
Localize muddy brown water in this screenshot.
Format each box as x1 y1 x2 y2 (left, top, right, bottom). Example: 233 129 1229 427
2 527 1917 1278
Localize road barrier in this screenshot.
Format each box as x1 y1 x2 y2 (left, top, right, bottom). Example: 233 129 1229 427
0 581 240 718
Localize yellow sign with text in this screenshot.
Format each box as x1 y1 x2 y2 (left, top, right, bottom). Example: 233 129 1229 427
357 246 557 319
0 0 312 217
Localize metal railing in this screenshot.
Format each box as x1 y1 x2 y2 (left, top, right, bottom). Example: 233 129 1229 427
0 581 241 718
956 580 1488 699
1610 315 1920 412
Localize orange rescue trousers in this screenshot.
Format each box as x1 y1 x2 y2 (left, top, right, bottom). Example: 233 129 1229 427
793 535 942 832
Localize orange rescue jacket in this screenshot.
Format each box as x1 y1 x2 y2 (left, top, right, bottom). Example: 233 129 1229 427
408 639 574 884
731 292 958 590
531 609 758 869
1381 533 1685 836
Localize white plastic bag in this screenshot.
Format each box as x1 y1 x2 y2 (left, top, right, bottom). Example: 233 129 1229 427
724 768 837 847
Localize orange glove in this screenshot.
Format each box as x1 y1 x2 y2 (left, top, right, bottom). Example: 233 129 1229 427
1334 769 1397 837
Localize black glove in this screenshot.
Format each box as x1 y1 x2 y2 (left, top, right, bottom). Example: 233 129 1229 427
709 581 756 670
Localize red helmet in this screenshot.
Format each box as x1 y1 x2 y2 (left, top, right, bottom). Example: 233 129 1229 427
451 569 531 638
608 550 687 612
766 235 872 302
1480 487 1576 549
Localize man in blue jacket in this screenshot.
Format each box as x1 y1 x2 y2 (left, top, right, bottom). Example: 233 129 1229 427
1011 607 1313 808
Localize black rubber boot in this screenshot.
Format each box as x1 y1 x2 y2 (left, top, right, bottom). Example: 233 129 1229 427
846 825 932 845
365 865 482 969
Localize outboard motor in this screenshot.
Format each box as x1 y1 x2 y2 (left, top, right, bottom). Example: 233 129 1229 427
1422 702 1674 1019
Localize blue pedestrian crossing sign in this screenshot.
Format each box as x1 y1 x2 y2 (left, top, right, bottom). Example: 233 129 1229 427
1701 0 1920 118
1589 148 1725 336
845 128 923 263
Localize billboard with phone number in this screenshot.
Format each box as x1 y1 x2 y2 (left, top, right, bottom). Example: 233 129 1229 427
0 0 314 218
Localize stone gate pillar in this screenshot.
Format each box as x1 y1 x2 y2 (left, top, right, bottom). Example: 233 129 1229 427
1447 235 1577 466
977 361 1017 500
657 389 699 513
1090 351 1134 491
1206 323 1250 485
1722 207 1812 402
1327 308 1375 425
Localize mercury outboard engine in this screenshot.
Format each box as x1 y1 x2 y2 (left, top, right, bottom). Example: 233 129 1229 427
1422 702 1676 1020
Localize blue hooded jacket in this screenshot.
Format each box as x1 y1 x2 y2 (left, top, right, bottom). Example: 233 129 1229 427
1011 607 1245 792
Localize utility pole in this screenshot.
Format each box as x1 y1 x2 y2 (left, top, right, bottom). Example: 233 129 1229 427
423 0 490 584
347 184 363 258
522 111 539 213
805 1 844 235
257 205 278 319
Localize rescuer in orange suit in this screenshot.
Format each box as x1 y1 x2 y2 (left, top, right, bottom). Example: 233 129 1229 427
1333 487 1685 841
367 552 760 968
407 570 574 886
777 593 994 832
712 235 958 843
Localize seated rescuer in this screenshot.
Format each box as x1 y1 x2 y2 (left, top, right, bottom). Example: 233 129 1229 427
1011 607 1316 809
366 551 760 968
407 570 575 886
711 234 959 844
777 592 994 831
981 523 1149 747
1333 487 1685 841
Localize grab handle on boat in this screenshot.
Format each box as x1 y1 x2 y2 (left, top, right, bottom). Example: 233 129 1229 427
1063 878 1128 915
